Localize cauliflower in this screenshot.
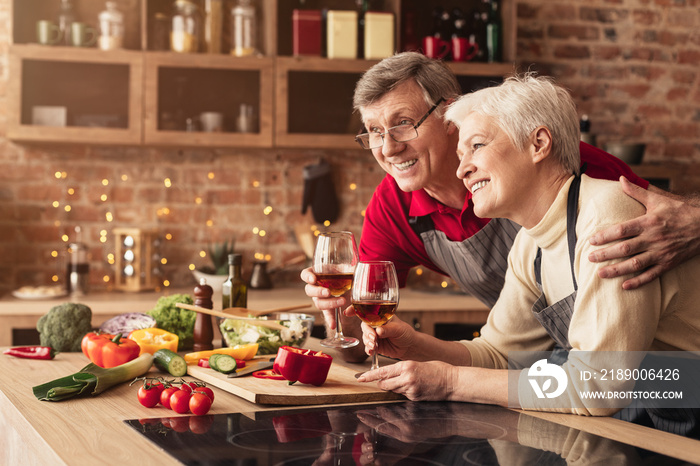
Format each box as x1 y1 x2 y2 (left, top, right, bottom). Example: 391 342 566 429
36 302 93 352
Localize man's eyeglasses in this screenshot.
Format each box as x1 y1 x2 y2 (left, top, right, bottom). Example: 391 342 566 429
355 97 445 150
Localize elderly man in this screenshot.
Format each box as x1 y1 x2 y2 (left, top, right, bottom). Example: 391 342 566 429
301 52 700 362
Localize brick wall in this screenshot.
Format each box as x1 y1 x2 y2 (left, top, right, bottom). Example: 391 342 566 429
1 0 700 295
516 0 700 173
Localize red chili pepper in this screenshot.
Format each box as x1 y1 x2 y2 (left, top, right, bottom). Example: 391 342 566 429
272 346 333 386
3 346 57 360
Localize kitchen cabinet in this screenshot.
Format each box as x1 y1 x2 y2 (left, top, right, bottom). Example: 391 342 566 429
8 0 516 148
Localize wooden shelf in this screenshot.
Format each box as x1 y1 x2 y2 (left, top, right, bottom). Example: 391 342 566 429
9 0 517 149
7 44 143 145
143 52 274 147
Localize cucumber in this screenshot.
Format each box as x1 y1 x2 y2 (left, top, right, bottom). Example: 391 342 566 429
210 354 237 374
153 348 187 377
208 354 222 371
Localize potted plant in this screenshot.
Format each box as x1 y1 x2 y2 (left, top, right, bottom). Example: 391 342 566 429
192 239 236 295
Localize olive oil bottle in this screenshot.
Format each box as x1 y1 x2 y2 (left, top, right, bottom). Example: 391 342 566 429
222 253 247 309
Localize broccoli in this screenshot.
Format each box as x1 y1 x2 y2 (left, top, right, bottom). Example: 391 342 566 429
36 302 93 352
146 294 196 351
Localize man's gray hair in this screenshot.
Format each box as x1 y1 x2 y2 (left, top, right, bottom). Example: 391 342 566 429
445 73 581 175
353 52 461 118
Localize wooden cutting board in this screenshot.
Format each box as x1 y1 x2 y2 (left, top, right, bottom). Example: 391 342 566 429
187 357 405 406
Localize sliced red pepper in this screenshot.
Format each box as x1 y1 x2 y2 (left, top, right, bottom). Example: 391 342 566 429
252 369 286 380
3 346 57 360
272 346 333 386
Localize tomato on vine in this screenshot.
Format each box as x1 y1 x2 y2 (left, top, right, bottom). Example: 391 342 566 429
190 391 213 415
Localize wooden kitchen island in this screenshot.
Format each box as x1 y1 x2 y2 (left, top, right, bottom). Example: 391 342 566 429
2 339 700 465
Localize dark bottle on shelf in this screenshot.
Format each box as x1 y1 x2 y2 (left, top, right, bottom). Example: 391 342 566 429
222 253 248 310
470 3 488 62
356 0 368 59
486 0 502 62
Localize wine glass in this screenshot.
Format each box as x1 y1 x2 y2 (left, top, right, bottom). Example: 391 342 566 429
351 261 399 371
314 231 360 349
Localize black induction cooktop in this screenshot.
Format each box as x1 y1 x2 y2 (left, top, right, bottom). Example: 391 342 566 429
125 401 689 465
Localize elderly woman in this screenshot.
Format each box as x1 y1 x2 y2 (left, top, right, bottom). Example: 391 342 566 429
357 73 700 435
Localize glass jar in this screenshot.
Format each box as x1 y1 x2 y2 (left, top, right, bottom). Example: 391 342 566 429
57 0 75 46
98 1 124 50
171 0 201 53
230 0 257 57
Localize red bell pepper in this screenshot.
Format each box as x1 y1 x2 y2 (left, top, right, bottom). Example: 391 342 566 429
273 346 333 386
81 332 140 368
3 346 57 360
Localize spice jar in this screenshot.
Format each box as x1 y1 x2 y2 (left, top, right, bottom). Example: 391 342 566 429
171 0 200 53
203 0 223 54
98 1 124 50
230 0 257 57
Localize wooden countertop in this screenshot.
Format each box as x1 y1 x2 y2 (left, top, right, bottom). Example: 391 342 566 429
0 287 489 347
2 338 699 465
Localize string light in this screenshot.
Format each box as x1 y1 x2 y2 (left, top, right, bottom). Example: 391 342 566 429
121 174 128 181
164 178 172 188
105 212 113 222
189 263 196 270
349 183 357 190
160 258 168 265
208 172 215 180
64 205 71 212
51 275 59 282
165 233 173 240
102 179 109 186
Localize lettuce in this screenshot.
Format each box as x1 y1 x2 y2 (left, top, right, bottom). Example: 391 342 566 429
146 294 195 351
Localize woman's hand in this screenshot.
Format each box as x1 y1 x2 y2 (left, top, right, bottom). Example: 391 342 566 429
588 176 700 290
360 315 416 361
356 359 458 401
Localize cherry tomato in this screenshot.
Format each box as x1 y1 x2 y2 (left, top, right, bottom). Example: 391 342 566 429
137 385 163 408
190 391 213 416
170 389 191 414
179 381 199 394
252 369 285 380
189 415 214 434
196 386 215 401
160 387 179 409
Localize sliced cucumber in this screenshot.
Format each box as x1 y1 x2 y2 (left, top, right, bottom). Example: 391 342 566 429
153 348 187 377
210 354 237 374
208 354 222 371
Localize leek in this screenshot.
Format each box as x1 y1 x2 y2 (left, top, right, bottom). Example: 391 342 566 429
33 353 154 402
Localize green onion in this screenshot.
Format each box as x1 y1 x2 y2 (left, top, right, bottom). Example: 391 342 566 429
33 353 154 401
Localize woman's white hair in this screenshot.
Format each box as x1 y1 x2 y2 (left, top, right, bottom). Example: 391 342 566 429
445 73 581 175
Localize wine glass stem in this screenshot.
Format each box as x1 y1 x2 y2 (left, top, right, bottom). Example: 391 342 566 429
334 307 345 339
371 344 379 370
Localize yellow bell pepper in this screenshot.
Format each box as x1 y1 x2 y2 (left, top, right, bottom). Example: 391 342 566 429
184 343 259 365
128 328 179 355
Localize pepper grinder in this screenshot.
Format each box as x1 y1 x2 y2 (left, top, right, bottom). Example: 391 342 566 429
193 278 214 351
66 226 89 297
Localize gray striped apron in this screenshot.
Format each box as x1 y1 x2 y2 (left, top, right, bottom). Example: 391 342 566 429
409 216 521 308
532 174 699 437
